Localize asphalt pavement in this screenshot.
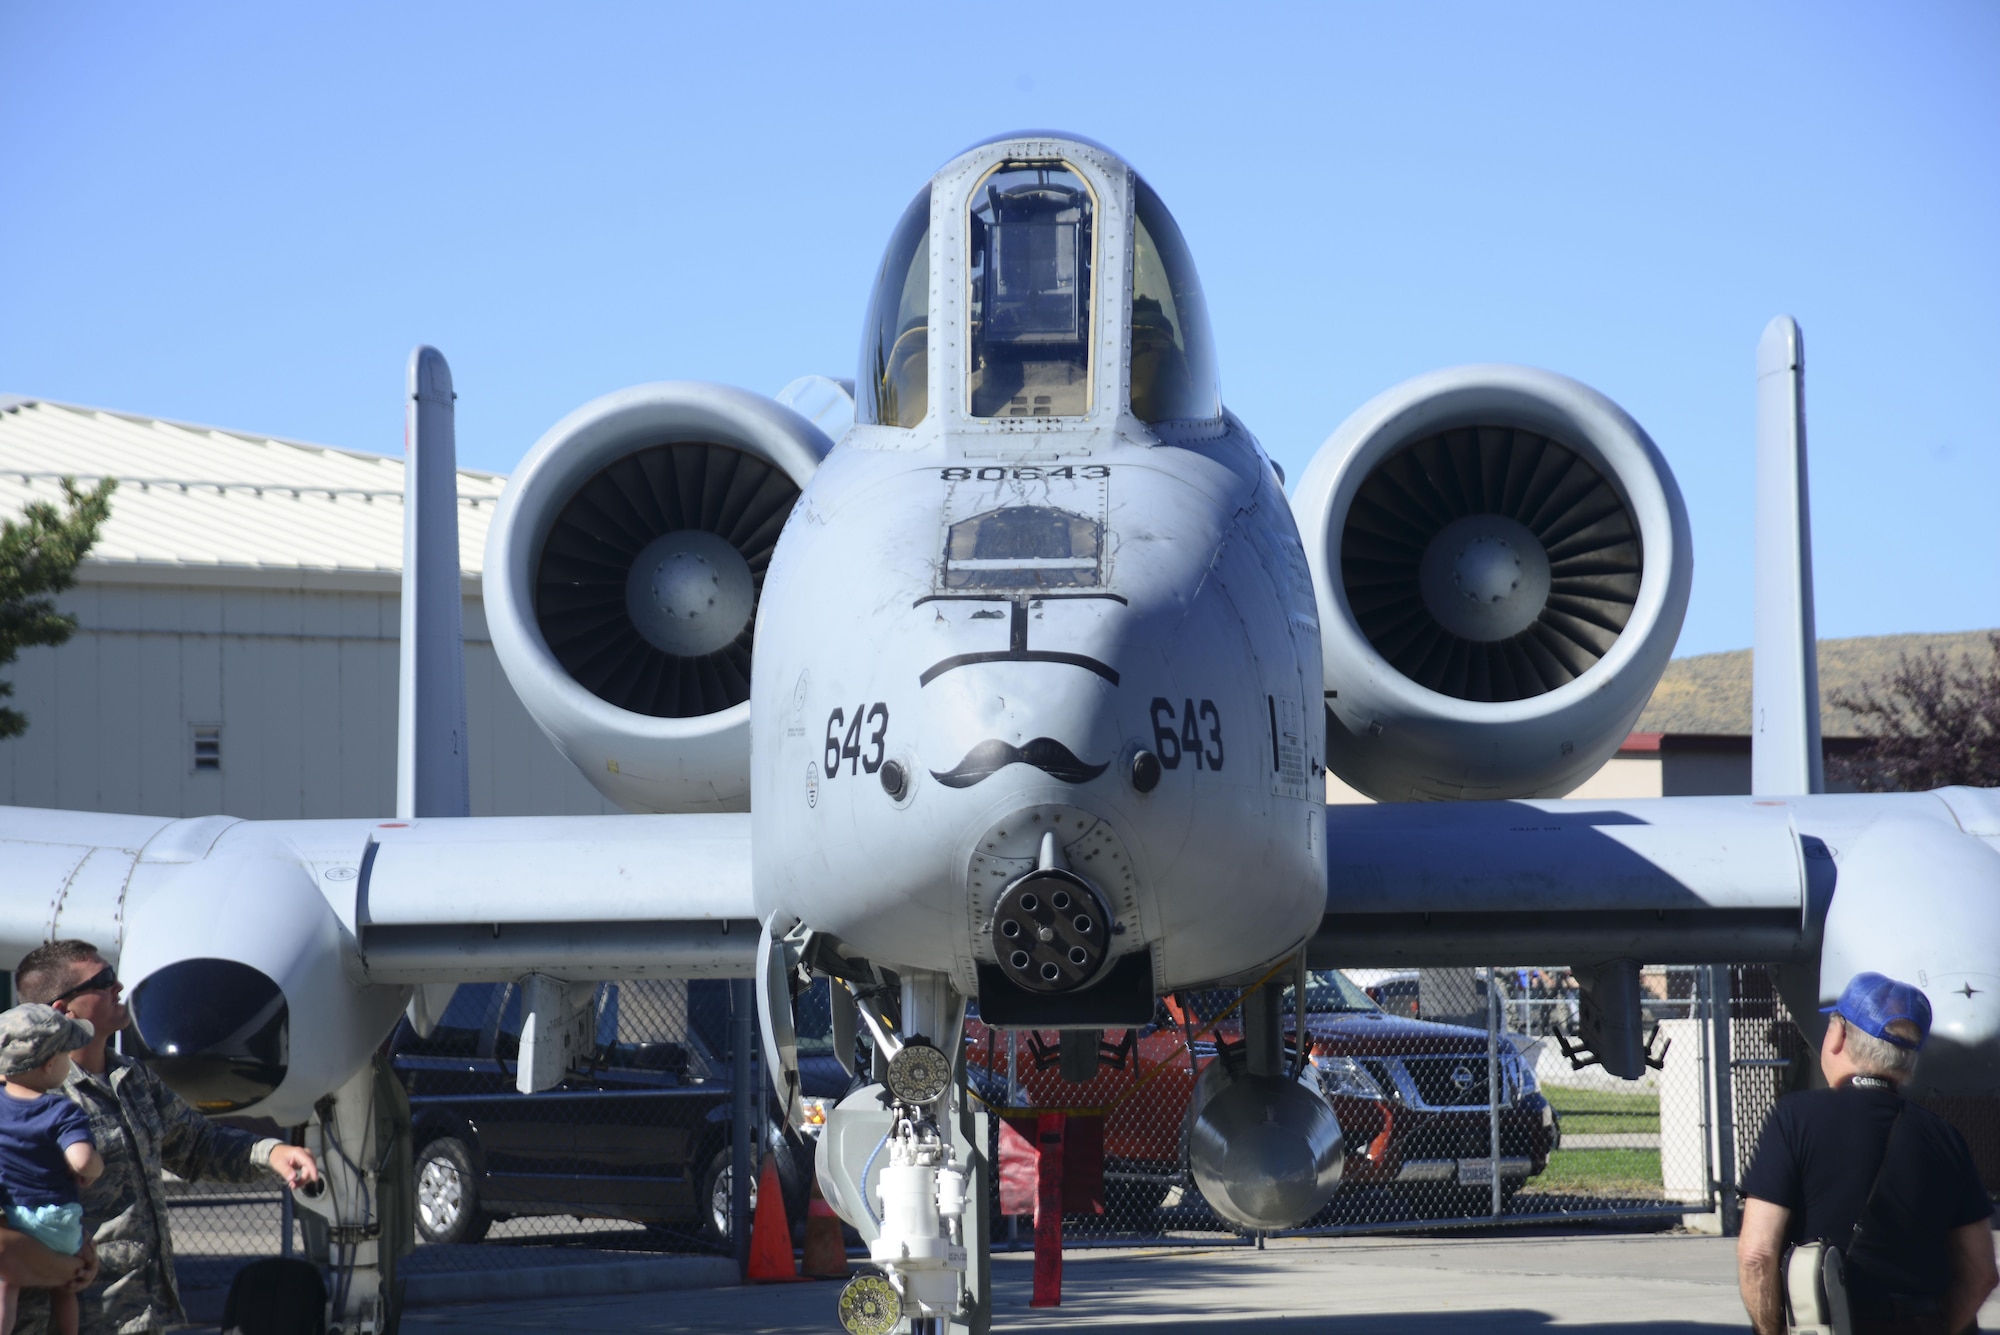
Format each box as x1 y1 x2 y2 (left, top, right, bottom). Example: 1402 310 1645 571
175 1230 2000 1334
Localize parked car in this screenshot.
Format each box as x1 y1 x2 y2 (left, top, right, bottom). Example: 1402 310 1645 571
964 969 1559 1222
390 978 850 1246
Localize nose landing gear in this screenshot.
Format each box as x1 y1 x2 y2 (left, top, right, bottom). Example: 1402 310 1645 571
821 970 989 1335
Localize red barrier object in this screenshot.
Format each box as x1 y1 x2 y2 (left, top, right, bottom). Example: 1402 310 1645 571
1032 1112 1065 1308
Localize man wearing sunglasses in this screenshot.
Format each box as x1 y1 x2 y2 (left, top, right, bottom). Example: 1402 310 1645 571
7 941 320 1335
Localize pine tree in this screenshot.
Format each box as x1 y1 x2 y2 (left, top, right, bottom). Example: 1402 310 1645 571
1828 633 2000 791
0 477 117 738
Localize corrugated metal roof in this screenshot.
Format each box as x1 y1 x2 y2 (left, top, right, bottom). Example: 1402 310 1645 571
0 397 507 590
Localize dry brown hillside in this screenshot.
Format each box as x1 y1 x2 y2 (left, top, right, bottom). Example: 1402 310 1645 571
1635 629 1998 738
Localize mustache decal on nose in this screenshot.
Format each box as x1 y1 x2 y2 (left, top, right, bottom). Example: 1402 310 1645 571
929 738 1109 789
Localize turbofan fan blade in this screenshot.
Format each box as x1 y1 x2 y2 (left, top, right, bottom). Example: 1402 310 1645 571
535 440 799 719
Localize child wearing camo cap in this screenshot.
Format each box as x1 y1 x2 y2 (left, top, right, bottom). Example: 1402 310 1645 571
0 1004 103 1335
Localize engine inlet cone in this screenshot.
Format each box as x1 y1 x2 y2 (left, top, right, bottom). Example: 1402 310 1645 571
990 869 1109 993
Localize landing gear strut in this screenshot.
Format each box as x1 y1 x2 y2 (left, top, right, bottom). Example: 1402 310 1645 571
818 969 989 1335
292 1056 413 1334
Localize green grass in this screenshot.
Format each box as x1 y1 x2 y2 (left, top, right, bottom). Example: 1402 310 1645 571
1543 1085 1661 1134
1519 1148 1664 1199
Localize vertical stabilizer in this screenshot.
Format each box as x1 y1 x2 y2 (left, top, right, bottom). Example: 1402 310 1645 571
399 348 469 1037
397 346 471 818
1751 316 1824 795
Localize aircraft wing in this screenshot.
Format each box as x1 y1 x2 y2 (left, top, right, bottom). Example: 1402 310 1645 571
0 807 182 965
0 805 756 983
1310 787 2000 968
353 813 755 982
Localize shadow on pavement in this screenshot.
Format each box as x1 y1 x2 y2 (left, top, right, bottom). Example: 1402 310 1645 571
995 1317 1741 1334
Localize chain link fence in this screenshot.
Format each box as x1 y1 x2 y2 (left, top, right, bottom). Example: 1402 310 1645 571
1720 965 1998 1205
151 963 1996 1310
1724 964 1813 1191
972 965 1723 1246
168 976 800 1313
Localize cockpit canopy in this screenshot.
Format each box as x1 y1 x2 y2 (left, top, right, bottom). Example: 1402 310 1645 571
856 141 1219 430
967 161 1096 418
1129 177 1219 424
858 185 932 430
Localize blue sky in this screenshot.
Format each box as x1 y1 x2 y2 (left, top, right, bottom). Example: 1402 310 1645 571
3 3 1994 656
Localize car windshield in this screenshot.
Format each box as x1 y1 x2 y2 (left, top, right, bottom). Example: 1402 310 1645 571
1283 970 1383 1015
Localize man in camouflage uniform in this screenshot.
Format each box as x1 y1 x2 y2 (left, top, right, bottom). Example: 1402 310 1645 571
10 941 320 1334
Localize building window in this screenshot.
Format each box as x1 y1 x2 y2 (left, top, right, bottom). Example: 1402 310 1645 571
192 726 221 772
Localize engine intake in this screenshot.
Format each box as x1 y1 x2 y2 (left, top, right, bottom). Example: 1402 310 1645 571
537 442 795 718
487 383 831 812
1348 428 1639 701
1293 366 1691 800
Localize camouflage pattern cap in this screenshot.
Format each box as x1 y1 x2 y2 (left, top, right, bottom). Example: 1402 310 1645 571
0 1003 94 1076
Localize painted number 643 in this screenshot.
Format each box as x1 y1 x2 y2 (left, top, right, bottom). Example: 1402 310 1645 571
824 704 889 777
1150 697 1224 771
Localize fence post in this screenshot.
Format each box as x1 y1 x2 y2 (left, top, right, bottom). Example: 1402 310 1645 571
1488 967 1502 1218
1695 966 1716 1218
1708 965 1739 1236
731 978 755 1278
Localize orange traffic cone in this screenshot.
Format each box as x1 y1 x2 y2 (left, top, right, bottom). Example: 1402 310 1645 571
746 1152 806 1283
801 1172 848 1279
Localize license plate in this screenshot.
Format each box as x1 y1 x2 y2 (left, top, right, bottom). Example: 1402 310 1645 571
1457 1158 1495 1185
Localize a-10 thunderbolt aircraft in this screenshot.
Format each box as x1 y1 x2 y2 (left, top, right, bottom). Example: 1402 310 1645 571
4 131 1998 1334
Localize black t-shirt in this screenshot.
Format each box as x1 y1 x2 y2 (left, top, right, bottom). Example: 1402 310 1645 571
1740 1085 1994 1304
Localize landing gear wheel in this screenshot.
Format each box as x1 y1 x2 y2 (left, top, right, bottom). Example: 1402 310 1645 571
414 1137 489 1245
699 1147 758 1245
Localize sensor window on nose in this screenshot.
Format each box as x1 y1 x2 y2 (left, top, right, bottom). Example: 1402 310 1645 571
943 505 1102 591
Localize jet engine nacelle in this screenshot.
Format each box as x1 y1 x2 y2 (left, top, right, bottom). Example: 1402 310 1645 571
118 845 407 1127
486 383 831 812
1291 366 1692 800
1820 816 2000 1097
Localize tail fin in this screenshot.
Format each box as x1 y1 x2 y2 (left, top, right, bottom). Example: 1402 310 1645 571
1751 316 1824 796
398 347 470 1038
396 346 471 819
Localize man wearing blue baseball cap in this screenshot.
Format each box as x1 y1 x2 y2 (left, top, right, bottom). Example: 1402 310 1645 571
1737 972 1996 1334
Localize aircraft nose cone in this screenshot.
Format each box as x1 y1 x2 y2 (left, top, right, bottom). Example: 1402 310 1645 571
126 958 288 1112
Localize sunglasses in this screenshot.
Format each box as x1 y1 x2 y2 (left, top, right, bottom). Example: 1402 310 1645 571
51 966 118 1006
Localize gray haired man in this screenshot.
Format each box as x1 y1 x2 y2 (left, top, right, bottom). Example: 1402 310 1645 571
1737 972 1997 1335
